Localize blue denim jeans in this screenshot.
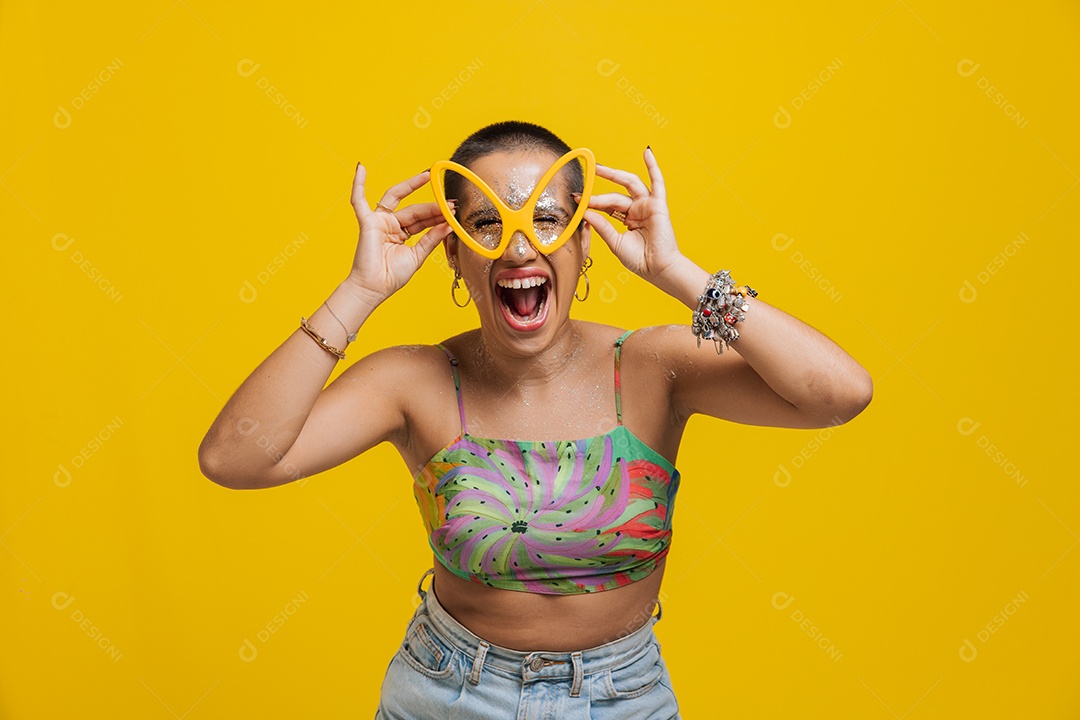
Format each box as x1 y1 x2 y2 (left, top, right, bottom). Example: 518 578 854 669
375 568 680 719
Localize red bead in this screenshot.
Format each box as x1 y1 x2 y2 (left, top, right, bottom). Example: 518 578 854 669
724 313 737 325
702 308 712 316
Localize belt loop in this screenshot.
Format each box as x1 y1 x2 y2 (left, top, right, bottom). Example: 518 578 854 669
469 641 490 685
417 567 434 601
569 651 583 697
654 598 663 623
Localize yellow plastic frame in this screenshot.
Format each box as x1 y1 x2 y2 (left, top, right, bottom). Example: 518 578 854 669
429 147 596 260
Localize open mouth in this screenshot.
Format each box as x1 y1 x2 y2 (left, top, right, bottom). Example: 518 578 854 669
495 275 550 332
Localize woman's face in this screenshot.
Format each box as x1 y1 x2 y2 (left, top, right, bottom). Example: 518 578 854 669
445 149 589 353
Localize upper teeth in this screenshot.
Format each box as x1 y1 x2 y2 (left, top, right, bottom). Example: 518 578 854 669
496 276 548 289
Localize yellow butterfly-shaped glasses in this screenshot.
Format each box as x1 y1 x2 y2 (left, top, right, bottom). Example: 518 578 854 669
429 147 596 260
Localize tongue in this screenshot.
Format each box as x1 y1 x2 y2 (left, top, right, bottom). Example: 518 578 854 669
508 286 542 318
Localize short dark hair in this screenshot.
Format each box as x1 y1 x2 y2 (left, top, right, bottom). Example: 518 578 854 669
444 120 584 205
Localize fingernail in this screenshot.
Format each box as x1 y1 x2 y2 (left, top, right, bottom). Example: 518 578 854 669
572 192 582 201
423 167 431 174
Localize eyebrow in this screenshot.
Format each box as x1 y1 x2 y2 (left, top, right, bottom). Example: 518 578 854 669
464 206 500 224
536 205 572 218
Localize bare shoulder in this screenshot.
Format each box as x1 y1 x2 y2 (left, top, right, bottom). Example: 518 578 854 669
611 325 685 391
336 342 449 386
330 341 459 424
617 324 752 423
617 324 686 368
569 319 628 348
433 328 481 359
324 340 462 458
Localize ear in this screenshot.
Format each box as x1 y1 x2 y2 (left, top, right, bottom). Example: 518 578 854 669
443 231 459 265
580 221 592 261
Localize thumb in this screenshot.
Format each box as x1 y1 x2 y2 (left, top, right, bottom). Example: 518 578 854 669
413 222 453 264
350 163 371 222
584 209 619 251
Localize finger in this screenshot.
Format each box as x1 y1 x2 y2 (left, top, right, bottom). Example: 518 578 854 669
583 209 620 250
596 163 650 200
403 210 451 236
643 147 665 200
396 219 434 244
378 169 432 210
395 200 454 229
413 222 452 263
351 163 372 220
579 192 632 214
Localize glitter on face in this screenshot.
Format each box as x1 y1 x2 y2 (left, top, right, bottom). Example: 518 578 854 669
503 169 532 211
513 235 528 257
457 181 502 251
452 154 580 254
532 189 568 247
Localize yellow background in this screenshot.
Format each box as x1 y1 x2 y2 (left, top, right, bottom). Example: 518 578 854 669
3 1 1078 717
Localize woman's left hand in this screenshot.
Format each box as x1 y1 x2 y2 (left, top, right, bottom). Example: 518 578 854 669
581 147 686 291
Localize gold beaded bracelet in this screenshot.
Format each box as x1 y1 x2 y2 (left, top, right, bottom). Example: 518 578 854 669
300 316 346 360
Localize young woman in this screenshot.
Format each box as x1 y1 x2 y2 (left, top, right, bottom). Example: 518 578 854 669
199 121 872 718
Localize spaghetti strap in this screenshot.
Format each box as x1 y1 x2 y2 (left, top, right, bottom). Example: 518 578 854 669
435 344 468 435
613 330 634 426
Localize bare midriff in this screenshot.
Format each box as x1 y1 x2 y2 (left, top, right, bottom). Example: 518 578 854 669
429 556 667 652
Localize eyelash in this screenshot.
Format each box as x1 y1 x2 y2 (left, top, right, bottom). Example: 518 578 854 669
474 216 559 228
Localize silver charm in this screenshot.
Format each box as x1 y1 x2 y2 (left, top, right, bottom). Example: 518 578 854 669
691 269 757 354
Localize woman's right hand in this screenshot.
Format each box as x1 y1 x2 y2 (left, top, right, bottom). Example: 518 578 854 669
346 163 454 305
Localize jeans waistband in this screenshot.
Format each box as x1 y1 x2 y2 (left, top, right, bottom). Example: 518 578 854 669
414 568 662 685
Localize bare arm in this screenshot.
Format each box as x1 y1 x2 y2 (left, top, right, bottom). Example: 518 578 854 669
654 259 873 429
198 163 453 489
585 147 872 430
198 282 394 489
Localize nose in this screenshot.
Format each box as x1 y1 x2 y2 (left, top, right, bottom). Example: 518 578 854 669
502 230 538 262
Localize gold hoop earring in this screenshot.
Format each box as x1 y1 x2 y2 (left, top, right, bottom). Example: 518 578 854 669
574 256 593 302
451 266 472 308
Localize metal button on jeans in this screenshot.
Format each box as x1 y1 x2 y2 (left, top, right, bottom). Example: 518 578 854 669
528 656 545 672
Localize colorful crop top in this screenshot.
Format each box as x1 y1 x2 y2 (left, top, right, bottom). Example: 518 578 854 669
411 330 681 595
